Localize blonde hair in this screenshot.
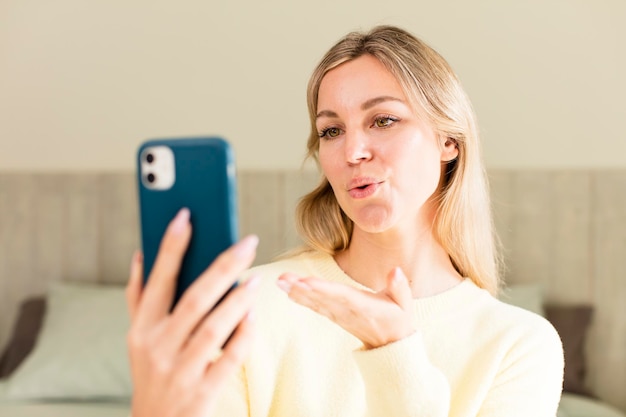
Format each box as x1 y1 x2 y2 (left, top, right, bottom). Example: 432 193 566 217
295 25 502 294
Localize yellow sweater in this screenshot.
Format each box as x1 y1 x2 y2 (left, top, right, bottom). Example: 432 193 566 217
214 251 564 417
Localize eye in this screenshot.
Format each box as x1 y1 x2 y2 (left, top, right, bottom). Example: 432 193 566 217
319 127 343 139
373 115 399 128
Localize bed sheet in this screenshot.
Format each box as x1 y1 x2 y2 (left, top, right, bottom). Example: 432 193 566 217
0 402 130 417
558 393 625 417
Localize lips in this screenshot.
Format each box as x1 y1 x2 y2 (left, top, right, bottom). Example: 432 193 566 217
347 177 383 199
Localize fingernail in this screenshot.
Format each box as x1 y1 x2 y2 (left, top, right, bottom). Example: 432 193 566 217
393 267 403 280
276 280 292 293
233 235 259 257
246 309 256 323
129 250 140 274
246 274 261 290
171 208 190 234
295 281 312 291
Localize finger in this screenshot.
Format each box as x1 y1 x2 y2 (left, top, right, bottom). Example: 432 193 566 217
125 250 144 320
276 272 306 293
136 208 192 328
178 275 260 375
280 275 359 302
384 267 413 309
203 307 256 389
279 275 373 321
166 235 258 352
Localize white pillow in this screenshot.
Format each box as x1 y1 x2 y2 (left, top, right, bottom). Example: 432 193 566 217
0 281 132 401
499 282 545 317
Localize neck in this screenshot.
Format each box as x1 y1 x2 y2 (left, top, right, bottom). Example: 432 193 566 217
334 226 462 298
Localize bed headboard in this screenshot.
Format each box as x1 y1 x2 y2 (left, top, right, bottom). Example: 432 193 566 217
1 169 625 410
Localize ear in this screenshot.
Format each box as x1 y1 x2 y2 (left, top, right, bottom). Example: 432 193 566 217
441 137 459 162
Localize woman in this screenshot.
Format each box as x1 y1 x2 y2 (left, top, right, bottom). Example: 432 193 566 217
126 25 564 417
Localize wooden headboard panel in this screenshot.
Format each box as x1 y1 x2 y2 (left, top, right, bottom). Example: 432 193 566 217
1 169 625 411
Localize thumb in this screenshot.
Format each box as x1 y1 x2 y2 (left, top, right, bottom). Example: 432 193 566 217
385 267 413 309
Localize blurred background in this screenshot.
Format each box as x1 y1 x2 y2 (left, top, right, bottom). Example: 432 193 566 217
1 0 624 172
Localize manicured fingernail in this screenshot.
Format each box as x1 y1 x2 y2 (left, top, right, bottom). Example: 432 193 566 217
393 267 404 282
246 309 256 323
233 235 259 257
295 281 312 291
246 275 261 290
171 208 190 234
276 280 292 293
129 250 141 274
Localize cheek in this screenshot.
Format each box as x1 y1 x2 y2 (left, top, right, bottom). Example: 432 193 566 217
423 157 444 198
399 143 443 196
318 145 338 180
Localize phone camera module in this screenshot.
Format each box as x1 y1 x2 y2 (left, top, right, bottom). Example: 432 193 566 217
141 146 174 190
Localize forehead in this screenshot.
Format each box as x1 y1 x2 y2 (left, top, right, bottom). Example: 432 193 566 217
317 54 407 111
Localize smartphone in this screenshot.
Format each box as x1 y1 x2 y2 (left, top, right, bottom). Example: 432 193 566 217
136 137 239 308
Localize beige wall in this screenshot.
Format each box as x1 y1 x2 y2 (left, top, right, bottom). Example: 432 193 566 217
1 0 625 171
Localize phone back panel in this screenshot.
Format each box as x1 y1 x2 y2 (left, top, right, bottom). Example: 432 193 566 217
137 137 238 305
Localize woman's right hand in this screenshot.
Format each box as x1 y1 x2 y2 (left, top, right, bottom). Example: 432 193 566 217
125 208 260 417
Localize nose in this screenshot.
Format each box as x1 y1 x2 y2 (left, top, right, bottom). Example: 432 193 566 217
344 130 372 165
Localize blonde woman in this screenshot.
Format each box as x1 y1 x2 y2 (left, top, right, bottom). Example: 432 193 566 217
126 25 564 417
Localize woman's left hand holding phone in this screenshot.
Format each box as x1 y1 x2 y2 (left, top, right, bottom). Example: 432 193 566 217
125 208 260 417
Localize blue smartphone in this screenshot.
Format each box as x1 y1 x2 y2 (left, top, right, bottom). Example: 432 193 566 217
136 137 239 308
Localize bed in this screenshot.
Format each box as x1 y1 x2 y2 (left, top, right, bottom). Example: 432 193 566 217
1 170 625 416
502 284 626 417
0 283 132 416
0 281 624 417
558 394 626 417
0 402 129 417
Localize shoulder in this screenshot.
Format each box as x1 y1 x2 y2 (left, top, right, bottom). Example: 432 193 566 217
458 280 563 356
481 288 564 368
450 284 565 413
489 284 560 337
496 299 562 347
484 292 565 403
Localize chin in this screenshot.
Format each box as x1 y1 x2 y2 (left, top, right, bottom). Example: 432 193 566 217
351 207 397 234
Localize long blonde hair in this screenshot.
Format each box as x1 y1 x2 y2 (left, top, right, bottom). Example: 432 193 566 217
295 25 502 294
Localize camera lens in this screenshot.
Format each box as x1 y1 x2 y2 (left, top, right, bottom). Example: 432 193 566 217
147 173 156 183
146 153 155 163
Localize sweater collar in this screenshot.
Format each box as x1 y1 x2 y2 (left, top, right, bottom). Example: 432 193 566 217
300 250 488 321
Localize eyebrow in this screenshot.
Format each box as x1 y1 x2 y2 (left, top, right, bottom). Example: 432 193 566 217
361 95 403 110
316 95 404 119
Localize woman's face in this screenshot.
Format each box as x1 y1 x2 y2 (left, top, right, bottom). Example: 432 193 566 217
316 54 458 235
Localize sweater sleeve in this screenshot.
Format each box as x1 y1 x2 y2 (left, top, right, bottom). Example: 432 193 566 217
476 317 564 417
353 331 451 417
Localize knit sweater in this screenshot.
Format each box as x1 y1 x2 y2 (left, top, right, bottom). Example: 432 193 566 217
213 251 564 417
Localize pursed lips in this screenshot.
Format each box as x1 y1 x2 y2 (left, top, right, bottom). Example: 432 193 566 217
346 177 384 198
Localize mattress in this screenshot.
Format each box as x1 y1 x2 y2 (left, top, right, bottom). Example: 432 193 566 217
0 402 130 417
558 393 625 417
0 394 623 417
